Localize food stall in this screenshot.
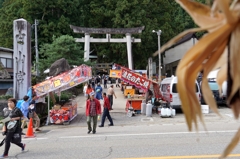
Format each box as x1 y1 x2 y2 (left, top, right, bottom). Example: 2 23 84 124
125 94 145 113
33 64 92 125
49 99 78 125
112 64 161 113
124 85 135 97
120 67 151 111
122 67 161 111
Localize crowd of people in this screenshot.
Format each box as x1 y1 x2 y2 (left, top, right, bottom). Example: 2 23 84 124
83 75 120 134
0 75 120 157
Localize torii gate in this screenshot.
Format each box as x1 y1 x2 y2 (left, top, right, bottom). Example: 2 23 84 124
70 25 145 70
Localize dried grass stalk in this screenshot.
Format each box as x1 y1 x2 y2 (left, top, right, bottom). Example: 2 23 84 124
153 0 240 157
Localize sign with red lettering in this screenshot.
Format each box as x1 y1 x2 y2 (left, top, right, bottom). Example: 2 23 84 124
33 64 92 97
121 67 151 91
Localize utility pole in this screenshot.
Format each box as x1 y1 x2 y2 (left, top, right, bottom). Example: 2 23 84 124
34 19 39 76
152 30 162 84
148 57 153 80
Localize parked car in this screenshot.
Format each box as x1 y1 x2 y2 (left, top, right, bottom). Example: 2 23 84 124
200 80 227 105
160 76 201 109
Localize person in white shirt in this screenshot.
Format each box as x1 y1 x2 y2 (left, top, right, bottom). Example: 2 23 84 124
107 85 117 110
83 83 88 97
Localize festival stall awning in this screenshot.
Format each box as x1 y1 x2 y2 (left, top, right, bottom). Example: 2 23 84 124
33 64 92 97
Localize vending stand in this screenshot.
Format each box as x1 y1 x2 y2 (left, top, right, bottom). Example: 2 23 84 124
119 67 161 112
33 64 92 125
124 85 135 97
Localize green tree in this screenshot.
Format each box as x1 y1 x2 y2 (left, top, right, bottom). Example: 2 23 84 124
0 0 5 8
0 0 83 48
20 0 83 44
170 0 209 38
0 0 23 48
0 0 208 71
38 35 87 77
80 0 175 69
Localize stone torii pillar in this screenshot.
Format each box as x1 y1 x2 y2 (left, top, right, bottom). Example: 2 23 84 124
70 26 145 70
126 33 133 70
84 33 90 61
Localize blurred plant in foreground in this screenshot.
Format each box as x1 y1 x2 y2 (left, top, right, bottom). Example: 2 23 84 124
153 0 240 158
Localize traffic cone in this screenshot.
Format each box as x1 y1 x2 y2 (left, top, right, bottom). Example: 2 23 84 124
24 118 35 138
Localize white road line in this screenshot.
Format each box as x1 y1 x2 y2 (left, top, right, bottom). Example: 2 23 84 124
59 130 237 139
46 130 53 134
22 137 48 141
225 114 234 118
0 130 234 141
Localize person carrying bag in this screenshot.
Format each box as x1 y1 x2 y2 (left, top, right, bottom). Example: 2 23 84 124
0 98 26 158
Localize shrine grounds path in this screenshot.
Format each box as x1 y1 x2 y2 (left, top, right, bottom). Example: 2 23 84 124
36 83 235 130
5 84 240 159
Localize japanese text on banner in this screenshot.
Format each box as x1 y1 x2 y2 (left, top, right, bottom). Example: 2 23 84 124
121 68 151 90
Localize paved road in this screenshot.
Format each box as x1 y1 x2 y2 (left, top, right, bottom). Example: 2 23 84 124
6 122 240 159
2 84 240 159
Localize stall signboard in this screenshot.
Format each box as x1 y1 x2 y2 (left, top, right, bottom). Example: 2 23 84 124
109 69 121 78
121 67 151 91
33 64 92 96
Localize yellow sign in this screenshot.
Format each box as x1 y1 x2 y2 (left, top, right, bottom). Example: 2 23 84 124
69 81 75 86
109 70 121 78
53 79 61 88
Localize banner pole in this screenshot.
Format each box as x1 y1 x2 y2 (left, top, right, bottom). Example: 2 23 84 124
45 92 50 126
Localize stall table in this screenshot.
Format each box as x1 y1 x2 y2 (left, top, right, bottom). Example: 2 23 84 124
125 95 145 112
49 99 77 125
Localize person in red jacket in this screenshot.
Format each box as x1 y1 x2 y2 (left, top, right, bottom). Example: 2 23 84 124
98 92 114 127
86 91 101 134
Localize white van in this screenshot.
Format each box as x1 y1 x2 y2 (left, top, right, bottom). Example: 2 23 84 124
199 80 227 105
160 76 201 109
207 69 228 102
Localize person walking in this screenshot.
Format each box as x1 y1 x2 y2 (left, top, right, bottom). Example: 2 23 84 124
83 83 88 97
102 74 105 86
20 95 30 131
85 92 101 134
104 76 108 88
91 77 95 90
145 89 153 103
107 85 117 110
85 84 94 100
95 83 103 100
1 98 25 158
28 94 41 132
99 92 114 127
115 78 120 88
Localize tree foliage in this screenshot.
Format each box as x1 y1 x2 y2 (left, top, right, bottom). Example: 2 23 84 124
0 0 210 70
38 35 86 77
81 0 176 69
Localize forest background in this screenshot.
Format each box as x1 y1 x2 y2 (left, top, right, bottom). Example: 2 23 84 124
0 0 208 77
